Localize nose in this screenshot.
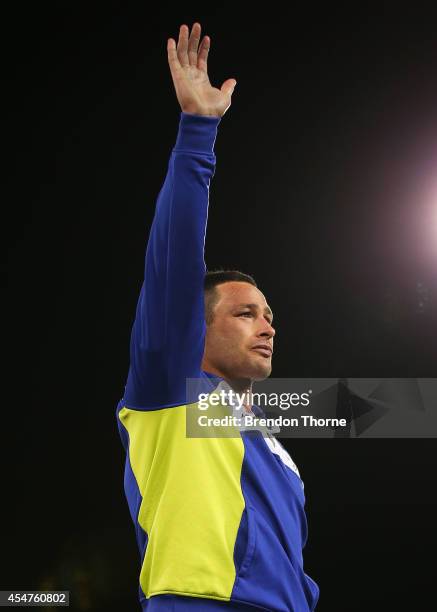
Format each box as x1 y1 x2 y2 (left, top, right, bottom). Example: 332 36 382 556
259 319 275 339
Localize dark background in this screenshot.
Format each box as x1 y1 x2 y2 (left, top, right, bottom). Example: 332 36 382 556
6 4 437 611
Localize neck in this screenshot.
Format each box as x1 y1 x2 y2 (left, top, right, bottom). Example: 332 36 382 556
203 367 253 412
226 378 253 413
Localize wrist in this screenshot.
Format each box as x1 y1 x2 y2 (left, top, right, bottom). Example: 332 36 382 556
182 105 222 118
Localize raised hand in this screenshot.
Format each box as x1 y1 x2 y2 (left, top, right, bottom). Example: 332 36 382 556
167 23 237 118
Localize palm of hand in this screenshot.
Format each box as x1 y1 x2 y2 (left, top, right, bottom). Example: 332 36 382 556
174 65 229 117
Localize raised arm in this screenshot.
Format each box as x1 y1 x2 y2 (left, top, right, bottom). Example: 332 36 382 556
123 23 237 409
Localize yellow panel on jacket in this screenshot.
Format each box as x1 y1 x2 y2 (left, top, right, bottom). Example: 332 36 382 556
118 403 246 601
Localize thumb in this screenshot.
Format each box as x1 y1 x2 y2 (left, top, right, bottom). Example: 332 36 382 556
221 79 237 97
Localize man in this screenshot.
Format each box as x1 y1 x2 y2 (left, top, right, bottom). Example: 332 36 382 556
116 22 319 612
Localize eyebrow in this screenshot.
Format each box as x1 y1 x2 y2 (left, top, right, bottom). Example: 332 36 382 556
235 303 274 320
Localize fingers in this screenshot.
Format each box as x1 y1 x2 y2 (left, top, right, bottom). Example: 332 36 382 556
187 22 201 67
220 78 237 98
169 23 210 76
177 24 190 68
197 36 210 73
167 38 182 80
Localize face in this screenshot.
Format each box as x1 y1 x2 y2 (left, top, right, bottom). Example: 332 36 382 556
202 282 275 382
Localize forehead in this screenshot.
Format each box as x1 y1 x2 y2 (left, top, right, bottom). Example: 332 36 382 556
216 282 270 309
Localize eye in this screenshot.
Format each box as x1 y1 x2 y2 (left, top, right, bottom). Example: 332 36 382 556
238 311 253 318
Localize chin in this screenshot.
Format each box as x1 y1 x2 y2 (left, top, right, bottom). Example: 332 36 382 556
251 364 272 381
253 371 272 382
227 357 272 382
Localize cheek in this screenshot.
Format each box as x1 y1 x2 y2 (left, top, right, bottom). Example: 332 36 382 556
222 319 248 340
225 323 254 357
209 321 247 351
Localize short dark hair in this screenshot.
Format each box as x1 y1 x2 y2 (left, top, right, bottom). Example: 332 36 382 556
204 269 257 324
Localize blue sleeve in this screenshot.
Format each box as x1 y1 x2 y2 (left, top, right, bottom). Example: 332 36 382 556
123 112 222 409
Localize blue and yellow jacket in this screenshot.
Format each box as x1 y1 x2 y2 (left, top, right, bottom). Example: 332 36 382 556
116 112 319 611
